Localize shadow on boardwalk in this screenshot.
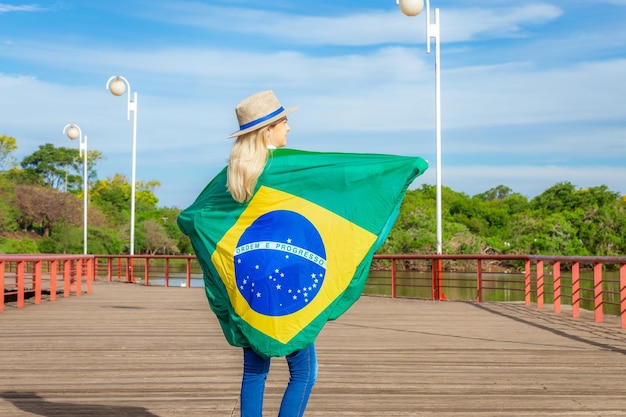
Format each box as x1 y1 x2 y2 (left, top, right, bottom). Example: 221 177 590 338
1 391 159 417
1 281 626 417
470 302 626 356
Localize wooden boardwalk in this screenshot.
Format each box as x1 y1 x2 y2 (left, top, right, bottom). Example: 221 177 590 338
2 281 626 417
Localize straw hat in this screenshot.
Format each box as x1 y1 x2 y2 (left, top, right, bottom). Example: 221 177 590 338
227 90 298 138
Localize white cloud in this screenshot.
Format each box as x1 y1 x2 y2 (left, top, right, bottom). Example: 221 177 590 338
137 3 563 46
0 4 43 13
8 37 624 135
440 4 563 42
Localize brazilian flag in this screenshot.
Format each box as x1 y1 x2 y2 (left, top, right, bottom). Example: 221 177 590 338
177 148 428 358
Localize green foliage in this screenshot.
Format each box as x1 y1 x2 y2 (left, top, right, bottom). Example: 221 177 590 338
136 179 161 211
0 139 179 254
38 220 83 253
21 143 80 190
155 206 193 254
90 174 132 225
38 221 124 254
379 184 437 253
381 183 625 257
0 174 20 233
90 174 161 225
86 227 124 255
3 236 39 254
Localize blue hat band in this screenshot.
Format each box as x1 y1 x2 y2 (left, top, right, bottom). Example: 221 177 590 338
239 107 285 130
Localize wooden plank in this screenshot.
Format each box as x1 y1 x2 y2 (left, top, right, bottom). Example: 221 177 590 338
1 282 626 416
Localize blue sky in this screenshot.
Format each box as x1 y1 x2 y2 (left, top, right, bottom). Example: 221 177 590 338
1 0 625 208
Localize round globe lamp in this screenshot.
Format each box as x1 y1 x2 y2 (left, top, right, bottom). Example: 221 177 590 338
399 0 424 16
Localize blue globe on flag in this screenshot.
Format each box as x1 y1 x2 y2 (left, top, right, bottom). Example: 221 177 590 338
234 210 327 316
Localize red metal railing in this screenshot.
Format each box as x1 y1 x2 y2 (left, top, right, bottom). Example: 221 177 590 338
4 253 625 330
0 254 95 311
94 255 202 287
92 253 626 328
369 254 626 329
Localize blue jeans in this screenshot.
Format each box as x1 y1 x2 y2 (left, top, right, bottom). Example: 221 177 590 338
241 343 317 417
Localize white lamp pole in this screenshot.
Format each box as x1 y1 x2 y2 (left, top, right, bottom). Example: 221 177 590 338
106 75 138 256
63 123 88 255
396 0 443 254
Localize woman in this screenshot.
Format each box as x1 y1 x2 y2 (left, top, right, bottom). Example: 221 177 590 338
226 90 317 417
178 89 427 417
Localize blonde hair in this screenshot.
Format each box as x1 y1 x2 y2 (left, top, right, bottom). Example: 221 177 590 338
226 125 272 203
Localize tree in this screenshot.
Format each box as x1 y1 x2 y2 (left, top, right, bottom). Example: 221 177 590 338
528 213 587 255
91 174 161 226
530 182 577 212
475 185 513 201
151 206 192 254
379 186 438 253
141 219 178 255
86 227 124 254
136 179 161 213
528 182 619 213
38 220 83 253
578 205 625 256
20 143 103 191
0 135 18 171
90 174 132 224
14 185 82 236
0 175 20 233
85 149 104 185
21 143 79 190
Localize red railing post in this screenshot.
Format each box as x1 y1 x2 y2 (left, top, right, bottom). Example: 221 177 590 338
34 259 42 305
572 262 580 318
117 258 123 282
91 256 97 282
145 257 150 286
476 259 483 302
431 258 438 301
525 260 531 305
127 257 135 283
50 259 57 301
537 260 544 309
186 258 192 288
553 261 561 314
0 260 5 312
438 258 445 300
64 259 72 297
107 257 113 282
391 256 397 299
431 256 444 301
619 264 626 329
17 260 25 308
86 257 93 294
165 257 170 288
594 263 603 323
76 259 83 297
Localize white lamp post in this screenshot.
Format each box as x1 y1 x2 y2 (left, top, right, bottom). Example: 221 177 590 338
106 75 138 256
396 0 443 255
63 123 88 255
